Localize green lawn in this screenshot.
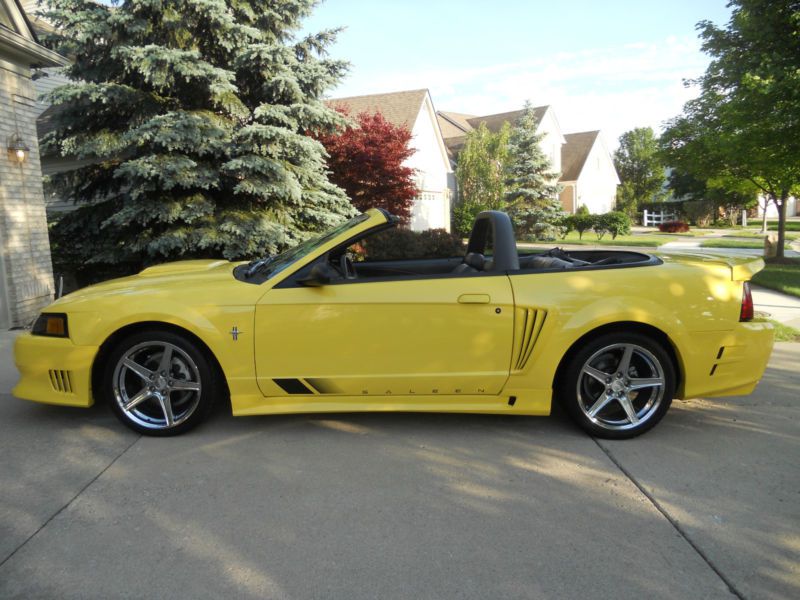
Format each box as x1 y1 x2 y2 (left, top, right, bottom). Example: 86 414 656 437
769 320 800 342
752 258 800 298
522 231 667 247
700 239 764 249
722 230 800 240
767 220 800 232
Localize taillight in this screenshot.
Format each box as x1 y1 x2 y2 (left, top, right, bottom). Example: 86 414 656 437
740 282 754 322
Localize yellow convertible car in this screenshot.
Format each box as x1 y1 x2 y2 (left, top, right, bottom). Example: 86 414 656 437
14 209 774 438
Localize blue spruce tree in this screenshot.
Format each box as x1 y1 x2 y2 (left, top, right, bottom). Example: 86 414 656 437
40 0 355 281
504 101 564 238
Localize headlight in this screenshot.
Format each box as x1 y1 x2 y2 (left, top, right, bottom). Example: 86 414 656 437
31 313 69 338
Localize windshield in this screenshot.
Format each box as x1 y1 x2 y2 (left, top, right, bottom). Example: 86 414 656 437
260 213 370 279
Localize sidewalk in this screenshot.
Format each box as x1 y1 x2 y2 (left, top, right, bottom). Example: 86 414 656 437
752 285 800 329
658 238 800 257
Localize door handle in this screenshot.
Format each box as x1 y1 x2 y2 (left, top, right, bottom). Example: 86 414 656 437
458 294 491 304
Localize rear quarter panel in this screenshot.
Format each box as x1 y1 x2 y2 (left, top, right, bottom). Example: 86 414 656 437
506 258 744 399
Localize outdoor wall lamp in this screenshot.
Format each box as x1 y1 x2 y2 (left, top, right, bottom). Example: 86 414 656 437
7 133 30 163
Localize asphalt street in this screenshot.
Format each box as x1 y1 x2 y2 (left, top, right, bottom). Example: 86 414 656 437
0 332 798 600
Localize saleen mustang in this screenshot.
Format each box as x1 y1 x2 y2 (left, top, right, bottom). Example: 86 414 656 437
14 209 774 438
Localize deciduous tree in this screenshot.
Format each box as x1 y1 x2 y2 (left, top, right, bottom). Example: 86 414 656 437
661 0 800 257
315 109 418 223
453 122 509 236
614 127 665 215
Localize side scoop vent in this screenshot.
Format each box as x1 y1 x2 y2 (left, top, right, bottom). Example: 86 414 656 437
512 308 547 372
49 369 74 393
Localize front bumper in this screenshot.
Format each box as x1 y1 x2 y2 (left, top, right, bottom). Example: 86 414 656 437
680 320 775 399
12 332 98 407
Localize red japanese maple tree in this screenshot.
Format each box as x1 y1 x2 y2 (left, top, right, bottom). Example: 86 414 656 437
316 109 418 223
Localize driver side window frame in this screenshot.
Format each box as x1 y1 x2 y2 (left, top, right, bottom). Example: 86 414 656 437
275 226 505 289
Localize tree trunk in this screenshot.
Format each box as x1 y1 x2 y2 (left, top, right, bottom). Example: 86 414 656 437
776 192 788 260
760 197 769 233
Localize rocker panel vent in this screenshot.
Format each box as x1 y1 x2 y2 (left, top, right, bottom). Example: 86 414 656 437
49 369 74 393
512 308 547 372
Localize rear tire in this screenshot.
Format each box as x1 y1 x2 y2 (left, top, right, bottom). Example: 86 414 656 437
103 329 218 436
558 332 675 439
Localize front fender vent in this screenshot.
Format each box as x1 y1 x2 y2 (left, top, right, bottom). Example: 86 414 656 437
49 369 74 393
512 308 547 372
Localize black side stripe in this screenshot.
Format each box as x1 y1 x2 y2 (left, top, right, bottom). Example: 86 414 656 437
274 378 314 394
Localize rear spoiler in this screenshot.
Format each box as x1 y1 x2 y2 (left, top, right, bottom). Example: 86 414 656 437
657 252 765 281
730 257 765 281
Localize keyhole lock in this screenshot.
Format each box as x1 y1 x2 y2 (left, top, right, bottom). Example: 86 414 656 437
495 308 502 314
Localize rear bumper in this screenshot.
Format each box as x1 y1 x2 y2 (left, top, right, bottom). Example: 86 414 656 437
679 320 774 399
12 332 98 407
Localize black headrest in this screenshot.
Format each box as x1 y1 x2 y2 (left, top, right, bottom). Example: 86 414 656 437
464 252 485 270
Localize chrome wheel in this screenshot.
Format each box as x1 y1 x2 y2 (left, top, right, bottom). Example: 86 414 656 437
112 341 202 431
576 342 666 432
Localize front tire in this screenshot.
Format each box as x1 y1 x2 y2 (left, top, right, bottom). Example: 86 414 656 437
558 332 676 439
103 330 218 436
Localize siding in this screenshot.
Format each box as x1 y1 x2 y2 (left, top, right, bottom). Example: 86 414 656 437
0 61 55 327
407 95 452 232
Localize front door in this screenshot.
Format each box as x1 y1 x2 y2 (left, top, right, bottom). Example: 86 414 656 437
254 274 514 399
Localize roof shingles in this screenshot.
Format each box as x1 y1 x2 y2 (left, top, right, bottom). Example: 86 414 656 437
560 130 600 182
326 89 427 129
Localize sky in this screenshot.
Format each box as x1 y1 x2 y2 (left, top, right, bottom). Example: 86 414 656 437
301 0 733 147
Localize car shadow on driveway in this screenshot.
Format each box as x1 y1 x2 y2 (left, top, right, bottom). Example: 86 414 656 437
2 345 798 600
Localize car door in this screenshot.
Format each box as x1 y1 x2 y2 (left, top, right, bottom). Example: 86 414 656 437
253 273 514 399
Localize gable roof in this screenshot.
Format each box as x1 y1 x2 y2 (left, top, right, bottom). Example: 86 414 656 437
560 130 601 182
0 0 65 66
327 89 428 129
19 0 57 38
436 105 550 156
436 111 476 138
465 106 549 134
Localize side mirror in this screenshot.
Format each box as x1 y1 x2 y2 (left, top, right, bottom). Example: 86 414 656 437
298 262 334 287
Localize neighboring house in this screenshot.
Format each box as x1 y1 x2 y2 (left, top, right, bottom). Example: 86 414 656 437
0 0 65 328
328 89 453 232
438 107 619 215
438 106 565 175
559 131 620 214
759 196 799 219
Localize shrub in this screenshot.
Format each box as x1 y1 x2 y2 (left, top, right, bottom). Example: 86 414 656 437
603 211 632 240
572 212 594 240
658 221 690 233
592 214 610 240
553 214 574 240
363 228 465 261
683 199 715 227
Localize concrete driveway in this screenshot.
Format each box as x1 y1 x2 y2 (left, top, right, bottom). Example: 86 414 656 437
0 332 798 600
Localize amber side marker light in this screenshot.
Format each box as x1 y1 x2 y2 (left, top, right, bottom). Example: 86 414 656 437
740 282 754 322
32 313 69 337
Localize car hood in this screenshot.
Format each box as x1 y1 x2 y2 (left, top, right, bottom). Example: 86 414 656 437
50 259 243 310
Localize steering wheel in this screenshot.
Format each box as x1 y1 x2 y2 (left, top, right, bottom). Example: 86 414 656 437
339 253 357 279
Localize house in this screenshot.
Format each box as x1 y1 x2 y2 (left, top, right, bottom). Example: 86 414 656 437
559 131 620 214
0 0 65 328
438 106 565 174
328 89 453 232
438 107 619 215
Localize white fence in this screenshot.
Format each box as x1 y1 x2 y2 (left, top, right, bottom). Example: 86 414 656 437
642 209 678 226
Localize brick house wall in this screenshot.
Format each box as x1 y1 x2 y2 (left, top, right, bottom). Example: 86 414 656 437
0 59 55 327
1 0 65 328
